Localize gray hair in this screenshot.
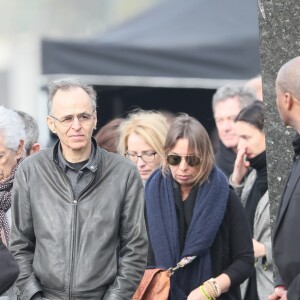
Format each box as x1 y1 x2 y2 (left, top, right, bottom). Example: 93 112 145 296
47 79 97 115
0 106 25 150
15 110 39 155
212 84 256 113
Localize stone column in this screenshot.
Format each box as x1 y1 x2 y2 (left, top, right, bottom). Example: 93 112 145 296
258 0 300 279
258 0 300 224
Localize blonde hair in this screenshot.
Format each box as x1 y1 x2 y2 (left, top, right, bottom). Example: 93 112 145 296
118 110 169 161
162 113 215 185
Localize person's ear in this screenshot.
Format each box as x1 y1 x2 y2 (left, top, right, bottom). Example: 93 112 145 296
93 112 97 129
47 116 56 134
30 143 41 155
283 92 293 110
16 140 25 159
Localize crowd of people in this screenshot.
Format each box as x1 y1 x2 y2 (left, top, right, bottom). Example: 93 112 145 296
0 57 300 300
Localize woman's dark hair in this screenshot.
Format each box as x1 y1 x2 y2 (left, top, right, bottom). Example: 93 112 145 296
234 100 264 131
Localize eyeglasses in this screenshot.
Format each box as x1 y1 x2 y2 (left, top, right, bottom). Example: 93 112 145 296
0 149 11 163
50 112 95 127
125 152 157 163
166 154 201 167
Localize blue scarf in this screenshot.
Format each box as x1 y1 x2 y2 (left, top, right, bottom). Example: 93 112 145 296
145 166 229 299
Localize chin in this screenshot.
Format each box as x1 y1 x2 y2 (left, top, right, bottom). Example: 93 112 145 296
69 143 88 151
222 142 237 149
220 137 237 149
141 175 150 182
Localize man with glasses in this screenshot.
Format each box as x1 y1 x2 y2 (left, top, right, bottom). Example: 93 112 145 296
10 80 148 300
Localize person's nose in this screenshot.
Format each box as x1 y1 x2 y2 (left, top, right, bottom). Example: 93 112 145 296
71 116 82 130
178 157 188 170
237 138 246 151
136 156 146 167
222 119 233 132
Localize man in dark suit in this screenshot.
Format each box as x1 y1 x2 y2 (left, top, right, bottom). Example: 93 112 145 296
269 56 300 300
0 239 19 296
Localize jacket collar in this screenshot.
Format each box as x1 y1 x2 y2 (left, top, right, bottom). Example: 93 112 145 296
52 137 99 173
292 133 300 161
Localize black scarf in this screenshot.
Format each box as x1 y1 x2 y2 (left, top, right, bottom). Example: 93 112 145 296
0 158 23 245
245 151 268 233
244 151 268 300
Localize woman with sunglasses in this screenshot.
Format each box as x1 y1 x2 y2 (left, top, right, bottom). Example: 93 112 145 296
229 101 273 300
118 110 169 184
145 113 254 300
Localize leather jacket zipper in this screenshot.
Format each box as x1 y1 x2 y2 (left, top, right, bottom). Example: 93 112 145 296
55 163 95 300
55 165 77 300
69 199 78 300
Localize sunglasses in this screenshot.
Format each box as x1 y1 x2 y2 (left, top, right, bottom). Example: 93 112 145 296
166 154 201 167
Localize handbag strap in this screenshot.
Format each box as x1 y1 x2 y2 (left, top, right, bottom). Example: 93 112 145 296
168 256 197 276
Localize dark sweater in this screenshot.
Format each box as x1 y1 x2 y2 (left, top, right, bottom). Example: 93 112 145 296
215 141 237 178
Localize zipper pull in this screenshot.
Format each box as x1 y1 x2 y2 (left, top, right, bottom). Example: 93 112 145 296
73 199 78 204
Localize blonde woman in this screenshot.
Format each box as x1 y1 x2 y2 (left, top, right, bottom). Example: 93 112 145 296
118 110 169 184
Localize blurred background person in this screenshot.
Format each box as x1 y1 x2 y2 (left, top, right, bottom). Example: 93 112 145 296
118 109 169 184
15 110 41 157
145 113 254 300
94 117 124 153
245 75 263 101
0 106 25 300
212 85 257 177
229 101 273 300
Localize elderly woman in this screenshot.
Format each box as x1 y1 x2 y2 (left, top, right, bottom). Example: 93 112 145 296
229 101 273 300
145 113 254 300
0 106 25 244
0 106 25 299
118 110 169 184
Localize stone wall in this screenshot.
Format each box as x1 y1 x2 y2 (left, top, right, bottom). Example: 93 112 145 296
258 0 300 226
258 0 300 280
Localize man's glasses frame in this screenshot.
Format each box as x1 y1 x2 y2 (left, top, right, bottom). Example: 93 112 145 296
50 111 95 127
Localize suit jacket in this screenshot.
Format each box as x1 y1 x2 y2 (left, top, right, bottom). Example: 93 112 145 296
0 239 19 296
273 134 300 300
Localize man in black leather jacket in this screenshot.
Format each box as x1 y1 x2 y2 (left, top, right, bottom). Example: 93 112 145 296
10 80 148 300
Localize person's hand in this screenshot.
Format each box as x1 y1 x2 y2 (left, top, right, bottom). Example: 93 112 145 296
268 286 287 300
187 287 206 300
231 146 250 185
252 239 266 258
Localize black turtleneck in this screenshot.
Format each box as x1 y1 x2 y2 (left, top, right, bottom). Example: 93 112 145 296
244 151 268 234
244 150 268 300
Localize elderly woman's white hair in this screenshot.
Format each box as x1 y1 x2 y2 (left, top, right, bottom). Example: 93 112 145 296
0 106 25 150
